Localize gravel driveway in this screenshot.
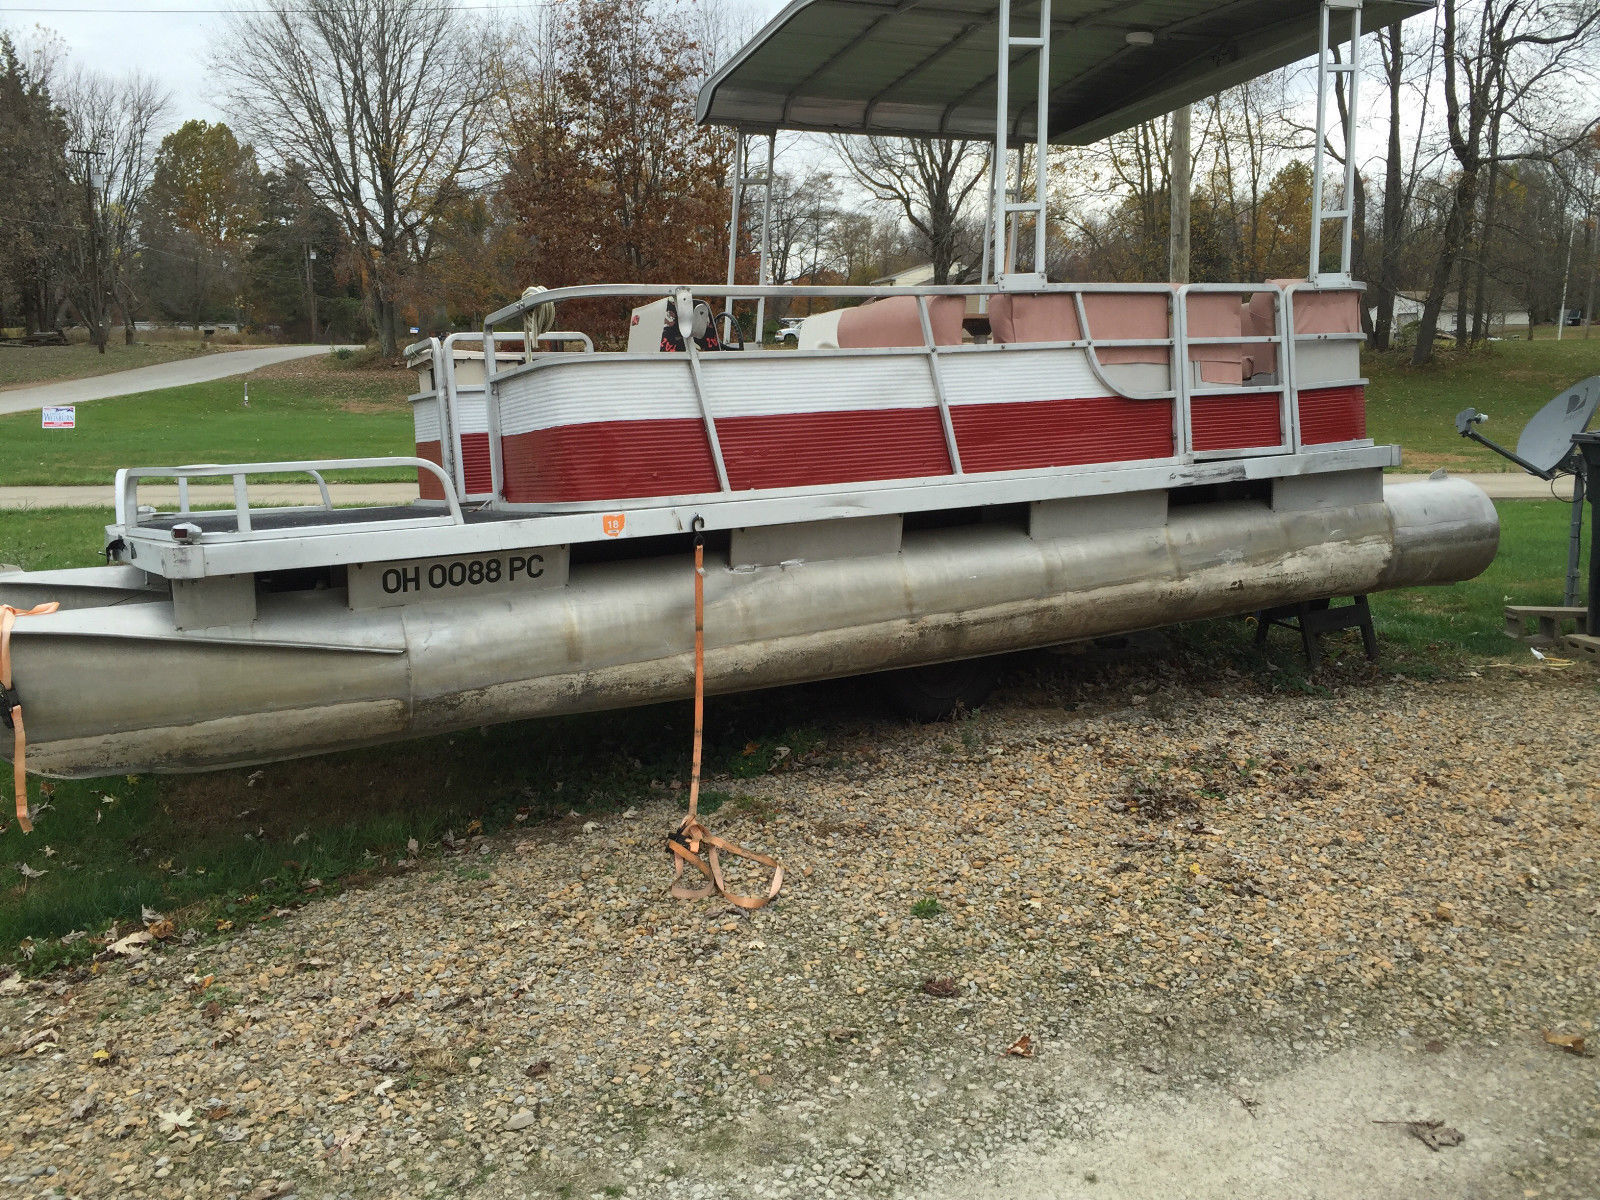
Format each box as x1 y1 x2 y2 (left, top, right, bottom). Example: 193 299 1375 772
1 654 1595 1200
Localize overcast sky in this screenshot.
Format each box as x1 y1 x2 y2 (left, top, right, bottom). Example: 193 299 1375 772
2 0 787 126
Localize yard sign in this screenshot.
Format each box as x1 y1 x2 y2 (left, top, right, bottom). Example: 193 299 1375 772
41 406 75 429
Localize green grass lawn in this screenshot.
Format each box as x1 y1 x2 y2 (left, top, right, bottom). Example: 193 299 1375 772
1366 333 1600 472
0 340 264 391
0 497 1582 972
0 364 416 486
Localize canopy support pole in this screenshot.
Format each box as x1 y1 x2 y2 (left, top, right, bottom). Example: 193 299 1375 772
992 0 1051 287
1309 0 1362 283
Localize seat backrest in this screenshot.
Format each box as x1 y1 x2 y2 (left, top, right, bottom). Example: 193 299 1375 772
1080 292 1171 365
987 293 1084 343
1267 279 1362 335
1243 291 1279 377
1185 292 1245 386
836 295 964 348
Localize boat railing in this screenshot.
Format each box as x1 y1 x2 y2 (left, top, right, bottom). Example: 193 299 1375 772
462 278 1365 497
114 457 465 535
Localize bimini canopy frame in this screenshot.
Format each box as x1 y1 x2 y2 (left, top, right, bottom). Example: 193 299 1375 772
699 0 1433 284
696 0 1428 146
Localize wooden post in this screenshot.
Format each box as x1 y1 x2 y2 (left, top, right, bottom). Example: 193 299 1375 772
1168 105 1191 284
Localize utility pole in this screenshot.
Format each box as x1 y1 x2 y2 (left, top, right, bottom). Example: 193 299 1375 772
304 244 319 341
1168 105 1191 284
71 146 106 354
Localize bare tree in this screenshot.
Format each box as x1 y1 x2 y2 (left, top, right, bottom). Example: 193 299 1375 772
1411 0 1600 364
831 136 988 283
213 0 501 354
58 67 170 350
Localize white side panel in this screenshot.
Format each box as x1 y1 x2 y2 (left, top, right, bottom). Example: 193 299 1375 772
941 347 1101 406
496 360 700 436
412 397 441 443
454 390 490 435
1294 341 1361 386
700 354 935 417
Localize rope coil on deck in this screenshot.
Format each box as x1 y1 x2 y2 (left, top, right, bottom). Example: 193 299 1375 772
1 603 60 834
667 530 783 910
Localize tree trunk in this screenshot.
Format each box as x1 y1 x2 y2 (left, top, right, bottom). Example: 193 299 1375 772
377 296 397 357
1469 146 1502 346
1411 168 1478 366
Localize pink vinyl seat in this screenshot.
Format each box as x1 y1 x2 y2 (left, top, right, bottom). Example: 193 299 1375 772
1184 292 1245 386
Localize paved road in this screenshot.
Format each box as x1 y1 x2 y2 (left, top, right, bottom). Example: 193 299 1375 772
0 471 1565 511
0 344 345 416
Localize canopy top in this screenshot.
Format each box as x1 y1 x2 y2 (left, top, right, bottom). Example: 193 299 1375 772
696 0 1432 145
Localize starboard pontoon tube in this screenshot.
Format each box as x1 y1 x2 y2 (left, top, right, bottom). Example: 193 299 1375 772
0 565 166 613
0 479 1496 779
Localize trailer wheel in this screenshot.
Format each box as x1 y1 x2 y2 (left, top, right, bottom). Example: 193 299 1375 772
878 657 1001 721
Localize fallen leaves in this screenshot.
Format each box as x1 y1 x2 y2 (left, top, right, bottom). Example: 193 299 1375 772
157 1106 195 1134
525 1060 553 1079
109 929 153 956
1542 1029 1590 1057
17 1026 59 1053
1001 1034 1034 1058
920 976 959 998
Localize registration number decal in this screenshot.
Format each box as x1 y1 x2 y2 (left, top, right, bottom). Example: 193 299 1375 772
347 547 569 610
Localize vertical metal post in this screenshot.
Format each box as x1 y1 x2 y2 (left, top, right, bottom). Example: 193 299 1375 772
1339 4 1362 277
916 296 963 475
232 475 252 534
1577 434 1600 633
755 132 776 341
1033 0 1051 275
482 324 505 499
1309 0 1362 281
1565 461 1586 609
1308 2 1330 279
726 134 744 289
993 0 1012 279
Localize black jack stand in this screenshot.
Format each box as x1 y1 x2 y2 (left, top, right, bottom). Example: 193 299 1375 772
1253 596 1378 668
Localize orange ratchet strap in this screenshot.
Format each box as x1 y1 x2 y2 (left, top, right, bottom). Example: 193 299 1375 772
1 603 59 834
667 533 782 911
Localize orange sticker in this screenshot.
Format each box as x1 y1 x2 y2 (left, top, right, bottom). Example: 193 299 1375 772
602 513 625 537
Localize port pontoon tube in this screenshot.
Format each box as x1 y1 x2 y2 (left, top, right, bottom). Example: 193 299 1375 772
1 479 1494 779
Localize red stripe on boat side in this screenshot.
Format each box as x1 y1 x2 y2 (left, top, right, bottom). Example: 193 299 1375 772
1298 385 1366 445
1191 393 1282 451
716 408 953 490
500 418 719 503
950 395 1174 471
416 440 446 500
460 432 494 495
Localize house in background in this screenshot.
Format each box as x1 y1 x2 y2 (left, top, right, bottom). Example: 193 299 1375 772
1380 291 1530 335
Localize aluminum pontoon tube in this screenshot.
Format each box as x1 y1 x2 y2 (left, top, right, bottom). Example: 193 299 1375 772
3 479 1496 779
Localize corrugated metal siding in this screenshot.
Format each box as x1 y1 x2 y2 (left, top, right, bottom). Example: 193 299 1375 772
952 395 1173 471
1191 393 1281 451
497 360 700 434
1298 385 1366 445
718 407 952 489
702 354 936 417
460 432 494 495
412 398 441 443
415 439 446 501
941 346 1101 406
500 419 719 503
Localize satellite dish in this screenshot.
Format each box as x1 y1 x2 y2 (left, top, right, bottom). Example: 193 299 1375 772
1515 375 1600 475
